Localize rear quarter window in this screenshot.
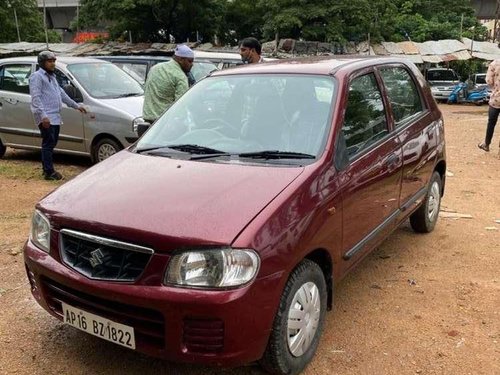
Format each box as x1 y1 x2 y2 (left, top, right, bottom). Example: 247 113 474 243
379 67 424 125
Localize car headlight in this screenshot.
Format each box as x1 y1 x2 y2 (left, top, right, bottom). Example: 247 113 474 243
30 210 50 253
164 248 260 288
132 117 145 133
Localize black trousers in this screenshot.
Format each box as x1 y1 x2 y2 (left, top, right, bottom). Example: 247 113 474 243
485 105 500 145
38 124 60 175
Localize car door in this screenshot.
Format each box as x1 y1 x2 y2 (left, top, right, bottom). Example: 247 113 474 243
51 67 87 153
378 65 437 212
0 63 36 148
336 70 403 272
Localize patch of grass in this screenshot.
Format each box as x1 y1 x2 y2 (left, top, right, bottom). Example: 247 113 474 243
0 159 87 181
0 161 41 180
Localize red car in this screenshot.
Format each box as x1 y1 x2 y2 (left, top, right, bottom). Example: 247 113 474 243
25 56 446 375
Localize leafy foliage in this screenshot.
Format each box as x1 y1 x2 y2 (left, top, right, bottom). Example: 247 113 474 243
0 0 60 43
77 0 227 43
0 0 488 46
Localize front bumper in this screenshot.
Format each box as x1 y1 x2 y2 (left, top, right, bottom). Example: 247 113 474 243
431 89 452 100
24 239 284 367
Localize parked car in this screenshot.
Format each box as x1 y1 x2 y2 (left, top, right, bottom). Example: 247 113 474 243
24 56 446 375
469 72 491 100
0 56 144 162
426 67 460 102
95 55 220 85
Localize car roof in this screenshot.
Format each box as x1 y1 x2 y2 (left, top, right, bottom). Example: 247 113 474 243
93 55 222 65
0 56 111 66
427 67 454 71
211 55 417 77
94 51 242 61
95 55 170 61
194 51 242 60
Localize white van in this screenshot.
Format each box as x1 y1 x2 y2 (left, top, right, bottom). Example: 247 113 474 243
0 56 144 163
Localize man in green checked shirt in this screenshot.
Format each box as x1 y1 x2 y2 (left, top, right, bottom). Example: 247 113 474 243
142 45 194 123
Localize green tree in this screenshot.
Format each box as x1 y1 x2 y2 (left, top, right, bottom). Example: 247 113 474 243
223 0 265 44
77 0 227 43
392 0 487 42
255 0 484 44
0 0 60 43
76 0 487 46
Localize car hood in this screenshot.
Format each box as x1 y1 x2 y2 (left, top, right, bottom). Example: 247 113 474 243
428 81 458 88
100 95 144 118
39 151 304 250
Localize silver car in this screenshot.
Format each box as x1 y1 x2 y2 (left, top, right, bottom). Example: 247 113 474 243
426 67 460 102
0 56 144 163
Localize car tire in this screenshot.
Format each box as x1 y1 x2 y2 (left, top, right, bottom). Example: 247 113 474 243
260 259 327 375
91 138 122 164
0 139 6 158
410 171 442 233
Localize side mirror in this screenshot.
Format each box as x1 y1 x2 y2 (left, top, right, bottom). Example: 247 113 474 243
63 84 83 103
136 122 151 138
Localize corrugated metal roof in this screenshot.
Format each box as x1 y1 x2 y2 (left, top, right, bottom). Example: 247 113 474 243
418 39 467 55
391 54 424 64
397 41 420 55
1 39 499 63
472 52 500 60
421 55 444 63
381 42 404 54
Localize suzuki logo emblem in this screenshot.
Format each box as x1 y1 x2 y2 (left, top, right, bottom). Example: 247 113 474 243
89 249 105 268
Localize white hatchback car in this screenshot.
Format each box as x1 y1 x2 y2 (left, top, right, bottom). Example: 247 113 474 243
0 56 144 163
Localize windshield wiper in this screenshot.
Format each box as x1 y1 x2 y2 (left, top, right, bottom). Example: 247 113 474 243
135 144 226 155
135 145 173 154
115 92 143 98
238 150 316 160
167 144 226 154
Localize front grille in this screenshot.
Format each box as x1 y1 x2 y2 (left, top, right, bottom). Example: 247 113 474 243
60 229 153 282
183 318 224 353
41 277 165 350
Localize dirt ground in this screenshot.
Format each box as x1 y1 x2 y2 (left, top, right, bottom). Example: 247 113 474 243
0 104 498 375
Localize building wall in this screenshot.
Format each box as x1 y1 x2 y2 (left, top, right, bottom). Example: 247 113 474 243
471 0 498 20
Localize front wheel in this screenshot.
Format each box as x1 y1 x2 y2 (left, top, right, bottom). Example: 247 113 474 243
0 139 6 158
260 259 327 375
91 138 122 164
410 171 442 233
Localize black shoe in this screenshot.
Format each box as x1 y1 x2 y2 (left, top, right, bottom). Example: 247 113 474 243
478 142 490 152
44 171 63 180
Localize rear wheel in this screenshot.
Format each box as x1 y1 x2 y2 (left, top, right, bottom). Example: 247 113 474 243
410 171 442 233
91 138 122 164
260 259 327 375
0 139 6 158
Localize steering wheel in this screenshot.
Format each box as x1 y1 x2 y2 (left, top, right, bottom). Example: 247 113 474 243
200 118 240 138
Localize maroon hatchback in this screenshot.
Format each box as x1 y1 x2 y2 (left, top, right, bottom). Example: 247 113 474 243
24 56 446 375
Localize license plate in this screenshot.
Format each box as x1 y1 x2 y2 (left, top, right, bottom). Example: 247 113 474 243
62 302 136 349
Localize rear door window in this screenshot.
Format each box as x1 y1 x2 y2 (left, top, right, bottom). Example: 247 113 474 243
0 64 32 94
379 67 424 126
342 73 389 158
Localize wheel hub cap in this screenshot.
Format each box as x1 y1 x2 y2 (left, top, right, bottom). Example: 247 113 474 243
287 282 321 357
427 181 441 221
98 144 117 161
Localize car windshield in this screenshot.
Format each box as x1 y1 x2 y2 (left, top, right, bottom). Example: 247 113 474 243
427 70 457 81
67 62 144 99
136 74 335 162
191 61 218 81
475 74 486 84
